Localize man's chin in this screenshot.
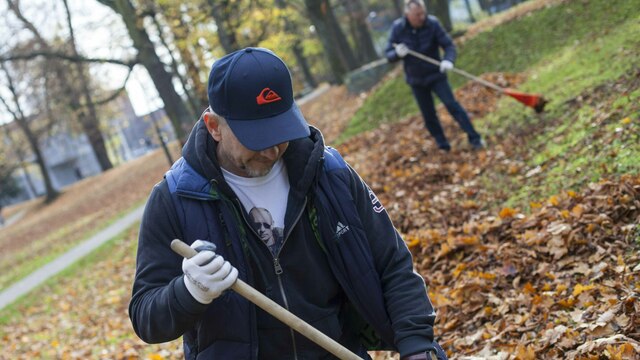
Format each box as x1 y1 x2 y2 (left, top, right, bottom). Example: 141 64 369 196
245 165 273 178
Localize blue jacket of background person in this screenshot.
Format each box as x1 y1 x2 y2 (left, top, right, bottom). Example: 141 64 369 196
128 119 446 359
385 15 457 87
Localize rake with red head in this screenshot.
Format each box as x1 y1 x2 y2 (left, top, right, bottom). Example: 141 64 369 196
401 47 548 113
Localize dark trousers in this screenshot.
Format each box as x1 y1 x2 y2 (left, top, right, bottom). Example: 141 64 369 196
411 79 481 149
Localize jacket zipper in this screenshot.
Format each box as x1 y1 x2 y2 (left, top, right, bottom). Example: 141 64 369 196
237 197 308 360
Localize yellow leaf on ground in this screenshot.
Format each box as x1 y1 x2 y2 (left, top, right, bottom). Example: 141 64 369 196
573 284 595 297
515 344 536 360
499 207 518 218
530 201 542 209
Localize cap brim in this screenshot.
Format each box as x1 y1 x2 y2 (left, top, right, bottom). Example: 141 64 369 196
225 103 310 151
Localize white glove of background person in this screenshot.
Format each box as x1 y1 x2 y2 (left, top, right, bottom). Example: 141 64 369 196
439 60 454 73
395 43 409 58
182 240 238 304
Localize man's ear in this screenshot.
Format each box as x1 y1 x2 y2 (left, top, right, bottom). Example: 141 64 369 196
203 112 222 141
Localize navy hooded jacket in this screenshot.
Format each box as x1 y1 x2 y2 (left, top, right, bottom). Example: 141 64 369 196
128 119 445 359
385 15 456 87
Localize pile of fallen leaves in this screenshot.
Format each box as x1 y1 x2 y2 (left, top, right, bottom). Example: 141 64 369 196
419 175 639 359
344 142 639 359
336 72 639 358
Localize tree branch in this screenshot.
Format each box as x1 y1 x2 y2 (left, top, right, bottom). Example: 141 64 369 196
93 67 135 105
0 51 138 68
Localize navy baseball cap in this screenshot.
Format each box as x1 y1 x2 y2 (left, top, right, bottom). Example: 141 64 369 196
208 47 310 151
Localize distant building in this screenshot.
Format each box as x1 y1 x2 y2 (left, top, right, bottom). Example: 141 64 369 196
0 92 175 206
106 94 176 163
1 120 103 204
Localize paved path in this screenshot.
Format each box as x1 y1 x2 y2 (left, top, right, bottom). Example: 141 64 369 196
296 83 330 106
0 209 27 229
0 204 145 310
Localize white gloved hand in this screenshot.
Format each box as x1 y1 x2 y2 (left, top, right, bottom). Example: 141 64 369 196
182 240 238 304
439 60 454 73
395 43 409 58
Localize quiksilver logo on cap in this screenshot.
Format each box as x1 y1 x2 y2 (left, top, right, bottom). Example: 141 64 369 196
256 88 282 105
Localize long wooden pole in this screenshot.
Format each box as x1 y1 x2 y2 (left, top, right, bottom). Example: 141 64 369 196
403 48 506 92
170 239 362 360
395 44 547 112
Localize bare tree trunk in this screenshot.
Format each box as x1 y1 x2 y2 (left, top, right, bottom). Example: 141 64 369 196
173 19 209 111
274 0 318 89
304 0 358 83
61 0 113 171
180 44 209 110
8 0 113 171
478 0 493 14
206 0 240 54
148 11 199 118
2 125 37 197
426 0 452 32
392 0 403 18
0 63 58 202
151 116 173 166
97 0 193 141
291 42 317 89
148 0 209 111
464 0 476 22
341 0 379 64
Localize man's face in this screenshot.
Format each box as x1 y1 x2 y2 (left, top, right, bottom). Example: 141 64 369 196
205 112 289 178
406 3 426 28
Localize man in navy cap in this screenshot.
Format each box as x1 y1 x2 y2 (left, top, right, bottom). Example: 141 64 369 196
129 47 447 360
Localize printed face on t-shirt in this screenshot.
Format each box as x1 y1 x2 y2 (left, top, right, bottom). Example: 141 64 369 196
249 207 276 247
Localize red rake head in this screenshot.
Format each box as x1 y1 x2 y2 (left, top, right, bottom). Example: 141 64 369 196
504 88 548 113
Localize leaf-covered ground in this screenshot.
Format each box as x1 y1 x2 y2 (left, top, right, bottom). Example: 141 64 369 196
2 0 639 358
338 72 639 359
1 69 637 359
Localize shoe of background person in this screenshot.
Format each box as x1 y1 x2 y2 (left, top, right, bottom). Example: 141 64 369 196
438 144 451 152
471 139 485 150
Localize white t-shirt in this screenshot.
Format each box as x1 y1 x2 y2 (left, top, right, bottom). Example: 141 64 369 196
222 159 290 254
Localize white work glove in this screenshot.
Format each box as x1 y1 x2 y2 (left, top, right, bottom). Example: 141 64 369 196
182 240 238 304
439 60 454 73
395 43 409 58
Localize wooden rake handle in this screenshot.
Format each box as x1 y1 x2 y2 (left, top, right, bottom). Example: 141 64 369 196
170 239 362 360
393 43 507 93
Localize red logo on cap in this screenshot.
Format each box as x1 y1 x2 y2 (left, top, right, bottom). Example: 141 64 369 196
256 88 282 105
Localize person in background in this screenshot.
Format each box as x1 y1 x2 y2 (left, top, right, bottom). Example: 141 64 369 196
129 47 447 360
386 0 483 152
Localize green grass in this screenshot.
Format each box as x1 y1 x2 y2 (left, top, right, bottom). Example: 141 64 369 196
0 226 134 328
0 199 146 290
479 6 640 208
337 75 416 143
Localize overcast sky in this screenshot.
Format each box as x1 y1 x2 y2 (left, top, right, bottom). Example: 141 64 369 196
0 0 164 124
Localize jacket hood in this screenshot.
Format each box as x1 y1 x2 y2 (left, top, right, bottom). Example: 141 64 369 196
180 116 326 200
